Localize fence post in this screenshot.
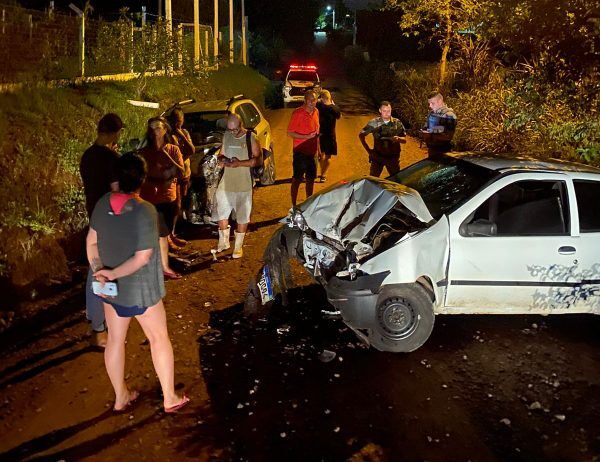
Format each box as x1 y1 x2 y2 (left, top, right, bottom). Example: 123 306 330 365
130 20 135 74
177 23 183 70
204 30 209 66
151 26 157 71
79 12 85 77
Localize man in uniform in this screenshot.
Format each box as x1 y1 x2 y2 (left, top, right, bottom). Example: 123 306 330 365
421 92 457 157
359 101 406 177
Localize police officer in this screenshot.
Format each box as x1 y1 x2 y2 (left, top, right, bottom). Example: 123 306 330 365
359 101 406 177
421 92 457 157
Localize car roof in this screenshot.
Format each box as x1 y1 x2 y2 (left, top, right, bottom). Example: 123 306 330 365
449 152 600 175
178 97 252 114
179 99 230 113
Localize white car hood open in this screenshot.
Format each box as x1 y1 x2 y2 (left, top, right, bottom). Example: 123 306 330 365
298 175 434 243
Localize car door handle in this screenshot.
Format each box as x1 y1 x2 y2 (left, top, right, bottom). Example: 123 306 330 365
558 246 576 255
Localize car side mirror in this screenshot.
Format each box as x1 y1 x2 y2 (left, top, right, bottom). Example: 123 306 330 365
464 219 497 237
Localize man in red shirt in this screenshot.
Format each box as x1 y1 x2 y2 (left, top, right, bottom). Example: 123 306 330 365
287 91 320 206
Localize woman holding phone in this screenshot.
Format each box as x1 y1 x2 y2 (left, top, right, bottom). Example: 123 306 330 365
86 152 189 413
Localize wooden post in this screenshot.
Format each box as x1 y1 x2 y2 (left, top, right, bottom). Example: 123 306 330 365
130 20 135 73
204 30 209 65
213 0 219 66
151 27 157 71
193 0 200 70
79 13 85 77
241 0 247 65
2 9 5 35
28 15 33 41
165 0 172 73
229 0 234 64
177 23 183 70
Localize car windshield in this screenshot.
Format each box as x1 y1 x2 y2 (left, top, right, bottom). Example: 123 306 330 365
183 110 229 142
389 157 499 219
288 71 318 82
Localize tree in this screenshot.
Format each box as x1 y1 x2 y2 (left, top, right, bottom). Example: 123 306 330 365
385 0 481 86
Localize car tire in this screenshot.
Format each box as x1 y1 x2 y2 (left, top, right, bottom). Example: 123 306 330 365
259 148 276 186
368 284 434 353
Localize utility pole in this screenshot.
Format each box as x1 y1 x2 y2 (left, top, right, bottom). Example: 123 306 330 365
241 0 247 65
193 0 200 69
228 0 234 64
158 0 162 18
141 6 146 28
213 0 219 65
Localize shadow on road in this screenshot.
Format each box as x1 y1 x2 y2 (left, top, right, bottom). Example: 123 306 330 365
190 285 600 461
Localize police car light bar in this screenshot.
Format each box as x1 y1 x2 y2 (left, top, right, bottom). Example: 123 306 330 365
290 64 317 70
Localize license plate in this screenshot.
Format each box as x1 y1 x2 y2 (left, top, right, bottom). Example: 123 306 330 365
257 265 274 305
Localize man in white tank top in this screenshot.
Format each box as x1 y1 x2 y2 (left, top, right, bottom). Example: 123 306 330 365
213 113 261 258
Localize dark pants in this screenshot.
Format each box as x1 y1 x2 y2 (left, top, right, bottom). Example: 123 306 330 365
369 151 400 178
427 144 452 158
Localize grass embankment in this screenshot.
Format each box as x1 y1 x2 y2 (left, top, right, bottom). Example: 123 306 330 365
0 64 270 294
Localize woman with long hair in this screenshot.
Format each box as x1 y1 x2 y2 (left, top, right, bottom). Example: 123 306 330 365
86 152 189 413
139 116 185 279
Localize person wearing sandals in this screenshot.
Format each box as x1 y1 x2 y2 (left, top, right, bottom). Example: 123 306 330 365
167 108 195 250
316 89 341 183
86 152 190 413
139 117 185 280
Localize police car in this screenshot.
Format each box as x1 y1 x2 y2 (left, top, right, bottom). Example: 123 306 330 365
282 64 321 107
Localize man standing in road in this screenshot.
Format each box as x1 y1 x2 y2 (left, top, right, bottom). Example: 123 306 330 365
214 113 261 259
359 101 406 177
421 92 457 157
287 91 320 206
79 113 123 347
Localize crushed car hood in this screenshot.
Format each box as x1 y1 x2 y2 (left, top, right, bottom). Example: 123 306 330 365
298 176 434 243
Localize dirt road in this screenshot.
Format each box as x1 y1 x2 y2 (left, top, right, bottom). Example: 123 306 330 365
0 82 599 462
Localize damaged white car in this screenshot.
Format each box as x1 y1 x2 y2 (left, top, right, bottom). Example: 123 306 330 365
248 153 600 352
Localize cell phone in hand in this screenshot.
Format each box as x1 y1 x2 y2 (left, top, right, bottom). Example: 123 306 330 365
92 280 118 297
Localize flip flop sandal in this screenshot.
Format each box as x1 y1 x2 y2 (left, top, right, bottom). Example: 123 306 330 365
164 394 190 414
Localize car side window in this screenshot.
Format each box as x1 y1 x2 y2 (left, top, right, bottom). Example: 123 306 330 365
461 180 570 237
235 103 261 130
574 180 600 232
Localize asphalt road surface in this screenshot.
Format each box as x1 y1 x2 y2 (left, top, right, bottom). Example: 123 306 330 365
0 81 598 462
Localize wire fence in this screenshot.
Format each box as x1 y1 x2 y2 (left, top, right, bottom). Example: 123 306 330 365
0 4 223 84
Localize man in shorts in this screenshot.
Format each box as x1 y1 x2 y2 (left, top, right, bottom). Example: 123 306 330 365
79 113 123 347
214 113 261 259
287 91 320 206
359 101 406 177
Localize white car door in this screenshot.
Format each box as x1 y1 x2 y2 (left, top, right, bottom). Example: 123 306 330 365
570 176 600 313
443 172 582 314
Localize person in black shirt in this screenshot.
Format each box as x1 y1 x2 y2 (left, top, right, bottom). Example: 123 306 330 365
79 113 123 347
316 90 341 183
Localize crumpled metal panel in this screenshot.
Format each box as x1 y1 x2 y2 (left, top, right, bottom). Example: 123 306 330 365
298 176 434 243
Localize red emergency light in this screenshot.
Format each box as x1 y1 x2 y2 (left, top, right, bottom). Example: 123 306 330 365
290 64 318 70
